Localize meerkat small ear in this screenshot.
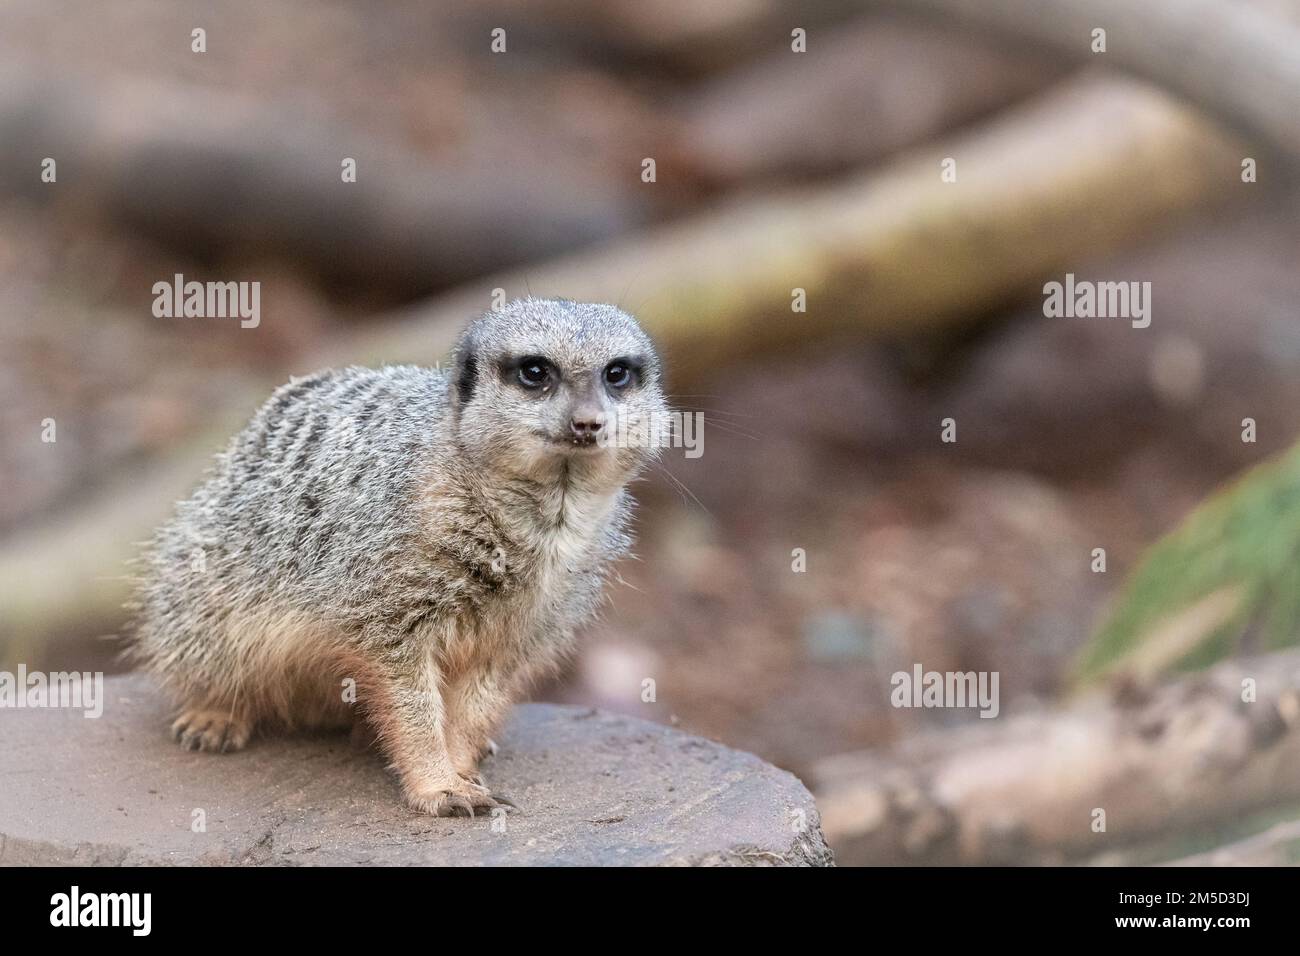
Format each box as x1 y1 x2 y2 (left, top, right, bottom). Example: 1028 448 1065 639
455 349 478 406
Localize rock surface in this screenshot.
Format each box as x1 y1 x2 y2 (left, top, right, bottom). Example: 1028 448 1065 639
0 675 832 866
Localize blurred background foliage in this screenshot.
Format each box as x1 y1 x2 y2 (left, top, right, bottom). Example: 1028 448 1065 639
1079 442 1300 683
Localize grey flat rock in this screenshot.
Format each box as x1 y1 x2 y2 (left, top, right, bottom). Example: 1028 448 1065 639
0 674 832 866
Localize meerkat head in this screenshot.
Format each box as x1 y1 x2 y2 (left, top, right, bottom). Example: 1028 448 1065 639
449 298 670 484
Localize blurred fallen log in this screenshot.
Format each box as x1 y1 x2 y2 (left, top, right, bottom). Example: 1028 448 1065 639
0 74 1244 661
679 16 1065 183
522 0 835 75
876 0 1300 162
811 648 1300 865
0 74 643 298
358 75 1241 386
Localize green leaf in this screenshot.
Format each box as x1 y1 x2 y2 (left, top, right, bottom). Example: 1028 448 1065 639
1076 441 1300 683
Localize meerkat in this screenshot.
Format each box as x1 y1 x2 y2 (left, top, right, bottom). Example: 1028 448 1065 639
129 298 669 816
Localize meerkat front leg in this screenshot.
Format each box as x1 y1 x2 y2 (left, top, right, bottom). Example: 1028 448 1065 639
443 664 515 797
360 647 507 817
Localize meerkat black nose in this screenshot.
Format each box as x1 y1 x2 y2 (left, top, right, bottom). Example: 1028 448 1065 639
570 413 605 442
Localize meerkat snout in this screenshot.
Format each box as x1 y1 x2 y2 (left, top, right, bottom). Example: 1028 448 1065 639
130 297 669 817
567 388 609 445
568 409 604 444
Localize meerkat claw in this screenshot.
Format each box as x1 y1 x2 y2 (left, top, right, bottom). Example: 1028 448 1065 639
435 792 478 818
172 709 251 753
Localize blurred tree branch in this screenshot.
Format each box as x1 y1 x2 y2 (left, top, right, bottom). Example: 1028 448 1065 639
875 0 1300 162
0 74 643 297
679 16 1066 182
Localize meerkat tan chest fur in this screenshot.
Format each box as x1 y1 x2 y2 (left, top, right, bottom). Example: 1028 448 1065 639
130 298 668 816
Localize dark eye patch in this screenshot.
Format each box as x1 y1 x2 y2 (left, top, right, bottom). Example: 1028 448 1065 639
456 351 478 404
604 355 645 391
502 354 555 390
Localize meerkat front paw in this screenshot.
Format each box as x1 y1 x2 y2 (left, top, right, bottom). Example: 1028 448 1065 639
455 768 519 808
405 778 517 817
171 708 252 753
480 737 499 759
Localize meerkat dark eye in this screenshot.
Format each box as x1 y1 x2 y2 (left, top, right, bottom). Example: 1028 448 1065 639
517 358 552 389
604 362 632 388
